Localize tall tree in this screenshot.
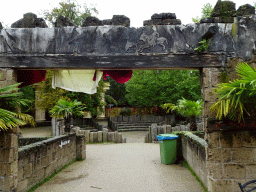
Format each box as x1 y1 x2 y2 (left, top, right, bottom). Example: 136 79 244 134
192 3 214 23
40 0 98 27
105 77 129 107
125 70 201 108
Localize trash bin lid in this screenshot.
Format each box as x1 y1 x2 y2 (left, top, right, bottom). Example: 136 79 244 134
157 134 178 141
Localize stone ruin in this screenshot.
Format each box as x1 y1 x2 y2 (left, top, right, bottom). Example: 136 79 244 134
143 13 181 26
200 1 255 23
11 12 48 28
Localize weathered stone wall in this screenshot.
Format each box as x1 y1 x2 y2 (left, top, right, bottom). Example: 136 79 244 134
17 134 85 192
202 55 256 191
0 69 19 192
181 134 208 188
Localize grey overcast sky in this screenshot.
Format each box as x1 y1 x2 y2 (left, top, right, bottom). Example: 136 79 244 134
1 0 256 28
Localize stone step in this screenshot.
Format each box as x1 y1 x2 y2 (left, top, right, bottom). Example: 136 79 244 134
114 122 162 124
118 128 149 132
117 125 152 128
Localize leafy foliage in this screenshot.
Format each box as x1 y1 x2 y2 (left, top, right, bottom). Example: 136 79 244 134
162 98 202 118
0 83 35 131
40 0 98 27
194 39 211 53
49 99 86 132
125 70 201 108
210 62 256 122
192 3 214 23
105 77 129 106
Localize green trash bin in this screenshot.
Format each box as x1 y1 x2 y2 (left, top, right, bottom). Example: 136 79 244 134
157 134 178 165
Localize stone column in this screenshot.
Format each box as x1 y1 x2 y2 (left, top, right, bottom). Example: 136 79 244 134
97 82 110 119
0 69 19 191
34 83 46 123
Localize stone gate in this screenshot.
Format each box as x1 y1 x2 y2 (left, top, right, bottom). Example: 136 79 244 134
1 6 256 191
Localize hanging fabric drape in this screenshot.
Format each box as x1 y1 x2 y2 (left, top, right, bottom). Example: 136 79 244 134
17 70 46 88
93 70 133 84
52 70 103 94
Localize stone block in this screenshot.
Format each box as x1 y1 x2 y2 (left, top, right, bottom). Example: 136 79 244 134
151 124 157 141
122 137 126 143
6 70 17 81
232 148 254 163
89 132 93 143
202 68 222 88
166 125 172 133
18 167 23 181
103 128 108 142
144 133 148 143
223 164 246 179
45 162 55 177
17 178 28 192
208 148 231 163
220 132 242 148
98 131 103 143
202 101 217 118
76 127 80 135
32 158 41 172
117 133 122 143
6 133 18 148
85 130 90 143
5 160 18 176
203 87 218 102
207 132 220 148
208 178 233 192
41 155 50 167
107 133 112 142
23 163 32 178
245 164 256 179
0 148 14 162
0 70 6 80
93 132 98 143
113 132 118 143
241 132 256 147
37 168 45 182
27 172 38 187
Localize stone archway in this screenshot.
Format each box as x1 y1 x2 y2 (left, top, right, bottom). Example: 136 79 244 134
1 11 256 191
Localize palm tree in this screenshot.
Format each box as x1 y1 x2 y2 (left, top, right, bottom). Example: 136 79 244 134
0 83 35 131
210 62 256 122
161 98 202 131
49 99 86 133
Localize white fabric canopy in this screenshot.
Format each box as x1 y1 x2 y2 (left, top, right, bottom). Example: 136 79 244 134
52 70 103 94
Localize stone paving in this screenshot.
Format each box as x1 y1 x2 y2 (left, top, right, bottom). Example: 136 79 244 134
20 127 204 192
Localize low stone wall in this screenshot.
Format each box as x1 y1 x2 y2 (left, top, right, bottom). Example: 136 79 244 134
179 132 208 188
17 134 86 192
18 137 52 147
71 127 126 143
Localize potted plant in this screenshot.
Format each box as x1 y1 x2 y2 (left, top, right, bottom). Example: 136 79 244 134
49 99 86 133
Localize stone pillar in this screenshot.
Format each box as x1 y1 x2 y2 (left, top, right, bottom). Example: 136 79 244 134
76 135 86 160
201 65 255 192
97 82 110 119
34 83 46 123
0 69 19 191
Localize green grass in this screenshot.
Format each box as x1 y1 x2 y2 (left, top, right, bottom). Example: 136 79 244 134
183 160 208 192
27 158 78 192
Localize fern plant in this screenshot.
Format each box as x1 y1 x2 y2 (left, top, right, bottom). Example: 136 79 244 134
194 39 211 53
